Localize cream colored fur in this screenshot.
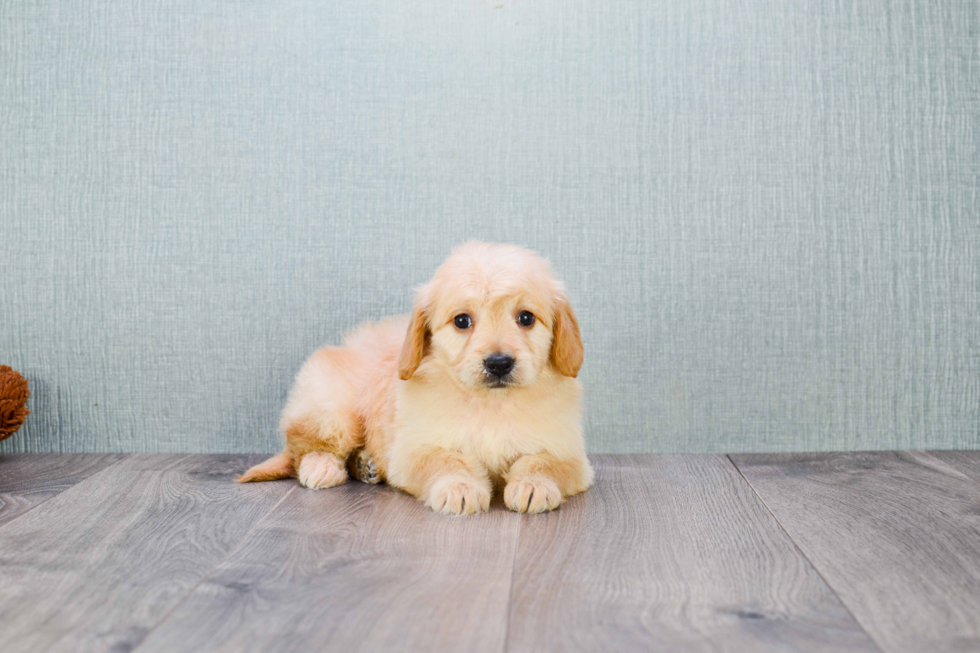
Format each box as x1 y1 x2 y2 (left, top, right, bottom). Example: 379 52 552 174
239 242 593 515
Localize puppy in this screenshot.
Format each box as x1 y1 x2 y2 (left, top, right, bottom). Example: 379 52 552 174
239 242 593 515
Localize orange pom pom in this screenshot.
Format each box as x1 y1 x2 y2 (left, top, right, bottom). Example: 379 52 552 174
0 365 30 441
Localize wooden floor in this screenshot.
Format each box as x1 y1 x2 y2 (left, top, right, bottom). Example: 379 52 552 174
1 453 978 653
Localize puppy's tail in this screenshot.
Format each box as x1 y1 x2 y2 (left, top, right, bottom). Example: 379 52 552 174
237 451 294 483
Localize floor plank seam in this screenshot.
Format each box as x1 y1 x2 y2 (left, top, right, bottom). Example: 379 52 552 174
725 455 888 653
501 512 523 653
918 451 980 488
0 454 133 534
128 484 298 653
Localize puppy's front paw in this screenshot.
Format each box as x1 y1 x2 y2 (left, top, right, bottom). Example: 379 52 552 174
298 452 347 489
504 476 562 513
426 475 491 515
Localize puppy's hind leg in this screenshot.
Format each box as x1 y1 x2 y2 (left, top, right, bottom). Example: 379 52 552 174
279 347 366 490
350 449 382 484
285 412 361 490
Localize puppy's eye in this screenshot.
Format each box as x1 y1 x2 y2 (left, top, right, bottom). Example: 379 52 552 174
453 314 473 330
517 311 535 328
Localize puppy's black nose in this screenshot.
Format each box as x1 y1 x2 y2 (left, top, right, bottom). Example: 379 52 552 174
484 353 515 378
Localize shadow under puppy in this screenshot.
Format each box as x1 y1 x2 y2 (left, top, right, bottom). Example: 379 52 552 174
240 242 593 515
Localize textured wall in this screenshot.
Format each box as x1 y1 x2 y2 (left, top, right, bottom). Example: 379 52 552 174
1 0 978 454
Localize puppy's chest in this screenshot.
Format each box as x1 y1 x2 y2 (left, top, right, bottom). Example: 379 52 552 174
398 388 548 464
456 401 529 449
450 400 533 452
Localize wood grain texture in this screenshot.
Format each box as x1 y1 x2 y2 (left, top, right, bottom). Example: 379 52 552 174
109 453 274 473
0 453 125 526
924 450 980 484
9 453 980 652
732 452 980 653
133 481 521 653
0 454 293 653
506 455 878 653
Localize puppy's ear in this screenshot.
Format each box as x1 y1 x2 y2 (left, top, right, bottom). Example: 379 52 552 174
398 304 429 380
551 295 584 377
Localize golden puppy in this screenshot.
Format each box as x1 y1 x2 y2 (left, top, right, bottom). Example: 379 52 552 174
239 242 593 514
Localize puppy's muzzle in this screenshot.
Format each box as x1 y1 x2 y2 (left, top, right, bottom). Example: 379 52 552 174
483 353 515 381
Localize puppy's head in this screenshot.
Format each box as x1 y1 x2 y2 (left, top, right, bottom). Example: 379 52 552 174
398 242 583 391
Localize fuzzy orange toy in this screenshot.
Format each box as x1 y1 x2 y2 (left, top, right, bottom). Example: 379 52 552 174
0 365 30 441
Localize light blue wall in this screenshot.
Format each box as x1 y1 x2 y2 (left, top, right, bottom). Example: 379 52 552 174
2 0 978 454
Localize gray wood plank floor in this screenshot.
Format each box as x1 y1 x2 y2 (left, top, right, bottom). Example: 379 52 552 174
0 453 124 526
0 455 292 653
0 452 977 653
732 451 980 653
136 482 521 653
507 455 876 653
